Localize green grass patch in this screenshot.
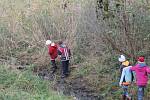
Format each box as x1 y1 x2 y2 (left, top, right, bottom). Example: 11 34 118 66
0 65 72 100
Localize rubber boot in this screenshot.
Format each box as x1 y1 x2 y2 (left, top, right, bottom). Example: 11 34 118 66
126 96 132 100
122 95 126 100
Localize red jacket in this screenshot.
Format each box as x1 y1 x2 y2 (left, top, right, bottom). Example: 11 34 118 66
58 44 71 61
48 43 58 60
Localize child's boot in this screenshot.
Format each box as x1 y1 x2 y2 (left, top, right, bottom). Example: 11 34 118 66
126 96 132 100
122 95 126 100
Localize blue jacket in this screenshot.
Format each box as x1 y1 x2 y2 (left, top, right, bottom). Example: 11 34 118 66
119 66 133 85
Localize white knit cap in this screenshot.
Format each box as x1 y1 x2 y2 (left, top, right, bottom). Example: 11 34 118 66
118 55 126 62
45 40 52 45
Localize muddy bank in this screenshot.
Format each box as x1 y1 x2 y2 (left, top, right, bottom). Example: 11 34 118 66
37 68 103 100
54 77 103 100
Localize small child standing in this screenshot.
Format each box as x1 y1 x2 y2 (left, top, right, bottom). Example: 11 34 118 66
118 55 133 100
130 56 150 100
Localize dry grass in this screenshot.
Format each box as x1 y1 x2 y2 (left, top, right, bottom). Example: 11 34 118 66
1 0 150 99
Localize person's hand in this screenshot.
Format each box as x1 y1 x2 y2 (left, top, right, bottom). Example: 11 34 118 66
57 55 61 61
119 82 122 87
133 81 136 85
57 57 60 61
59 55 61 58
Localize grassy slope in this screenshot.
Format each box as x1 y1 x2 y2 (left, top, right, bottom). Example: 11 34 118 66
0 65 72 100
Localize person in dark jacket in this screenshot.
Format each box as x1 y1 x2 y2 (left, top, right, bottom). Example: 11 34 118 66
46 40 58 74
58 41 71 78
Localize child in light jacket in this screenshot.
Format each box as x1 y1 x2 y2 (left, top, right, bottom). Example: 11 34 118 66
119 55 133 100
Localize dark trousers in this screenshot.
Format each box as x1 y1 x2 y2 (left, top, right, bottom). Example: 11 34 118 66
138 86 145 100
122 85 129 97
51 60 57 73
61 60 69 76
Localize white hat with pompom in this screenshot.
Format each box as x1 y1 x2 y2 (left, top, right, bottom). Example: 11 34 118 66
118 55 126 62
45 40 52 45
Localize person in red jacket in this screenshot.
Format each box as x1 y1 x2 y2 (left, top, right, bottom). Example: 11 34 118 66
46 40 58 74
58 41 71 78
